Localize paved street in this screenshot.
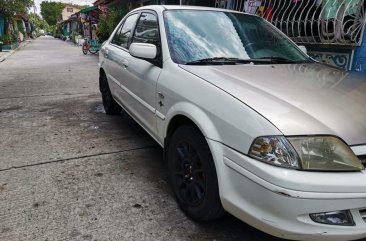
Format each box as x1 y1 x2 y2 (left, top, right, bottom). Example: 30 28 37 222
0 37 360 241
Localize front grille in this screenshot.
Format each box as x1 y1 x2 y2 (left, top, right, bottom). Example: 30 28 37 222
358 155 366 168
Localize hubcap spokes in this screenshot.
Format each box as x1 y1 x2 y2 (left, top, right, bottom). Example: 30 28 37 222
174 141 205 206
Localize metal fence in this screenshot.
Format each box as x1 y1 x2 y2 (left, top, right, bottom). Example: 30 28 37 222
215 0 365 46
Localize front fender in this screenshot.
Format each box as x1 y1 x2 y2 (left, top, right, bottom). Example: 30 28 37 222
164 101 221 142
156 62 282 155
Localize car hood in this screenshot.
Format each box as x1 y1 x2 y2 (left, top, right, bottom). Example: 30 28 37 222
180 63 366 145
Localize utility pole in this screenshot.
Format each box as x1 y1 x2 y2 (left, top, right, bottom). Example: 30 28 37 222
33 1 36 38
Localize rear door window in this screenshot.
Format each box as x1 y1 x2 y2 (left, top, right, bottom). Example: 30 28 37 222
111 13 139 49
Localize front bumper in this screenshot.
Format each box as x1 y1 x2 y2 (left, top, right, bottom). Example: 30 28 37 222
207 140 366 241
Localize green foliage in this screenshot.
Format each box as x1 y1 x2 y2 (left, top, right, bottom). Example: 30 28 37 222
97 8 127 43
18 24 25 35
0 33 13 44
40 1 65 26
29 13 50 32
0 0 33 18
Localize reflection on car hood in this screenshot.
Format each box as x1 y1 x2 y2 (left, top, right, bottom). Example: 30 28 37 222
180 63 366 145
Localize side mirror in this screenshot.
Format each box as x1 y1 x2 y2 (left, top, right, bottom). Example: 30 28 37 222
130 43 157 59
298 45 307 55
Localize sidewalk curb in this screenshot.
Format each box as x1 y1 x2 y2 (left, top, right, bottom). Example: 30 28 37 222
0 50 15 63
0 39 32 63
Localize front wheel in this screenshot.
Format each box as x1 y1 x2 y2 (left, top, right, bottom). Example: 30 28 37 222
167 125 226 221
82 43 88 55
89 48 99 54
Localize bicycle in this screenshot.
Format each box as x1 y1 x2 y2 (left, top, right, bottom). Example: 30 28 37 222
82 38 100 55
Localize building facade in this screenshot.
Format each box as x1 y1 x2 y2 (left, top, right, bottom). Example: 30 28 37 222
216 0 366 74
59 5 81 22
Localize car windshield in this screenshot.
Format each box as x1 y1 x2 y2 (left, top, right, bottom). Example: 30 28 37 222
163 10 310 65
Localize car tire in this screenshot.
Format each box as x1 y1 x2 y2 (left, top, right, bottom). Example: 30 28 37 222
168 125 226 221
100 73 121 115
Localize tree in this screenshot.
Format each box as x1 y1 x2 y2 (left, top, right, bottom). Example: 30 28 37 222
97 7 127 42
40 1 65 26
0 0 33 18
29 13 50 31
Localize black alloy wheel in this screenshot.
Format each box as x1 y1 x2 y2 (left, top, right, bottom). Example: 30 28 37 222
168 125 226 221
100 73 121 115
174 140 205 207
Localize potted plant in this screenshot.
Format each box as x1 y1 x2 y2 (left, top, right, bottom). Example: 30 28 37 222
0 34 13 50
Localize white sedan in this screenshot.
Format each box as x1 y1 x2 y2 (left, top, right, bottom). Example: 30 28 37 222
98 5 366 241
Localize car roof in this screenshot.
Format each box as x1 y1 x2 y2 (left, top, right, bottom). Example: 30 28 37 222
133 5 245 14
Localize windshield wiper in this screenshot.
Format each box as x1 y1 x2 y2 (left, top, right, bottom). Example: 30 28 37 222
184 56 310 65
185 57 253 65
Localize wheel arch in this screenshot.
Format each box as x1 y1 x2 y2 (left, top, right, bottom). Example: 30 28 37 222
164 103 221 142
166 115 197 140
163 102 221 161
163 103 227 218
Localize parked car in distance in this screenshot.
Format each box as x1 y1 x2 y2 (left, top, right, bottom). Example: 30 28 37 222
98 5 366 241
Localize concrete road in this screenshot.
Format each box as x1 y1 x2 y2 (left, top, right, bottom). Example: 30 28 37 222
0 37 360 241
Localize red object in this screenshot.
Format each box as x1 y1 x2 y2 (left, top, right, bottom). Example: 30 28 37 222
264 6 273 22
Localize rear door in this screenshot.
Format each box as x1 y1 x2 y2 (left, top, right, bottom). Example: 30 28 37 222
106 13 139 105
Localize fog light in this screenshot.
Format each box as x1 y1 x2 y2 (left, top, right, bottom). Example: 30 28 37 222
310 210 354 226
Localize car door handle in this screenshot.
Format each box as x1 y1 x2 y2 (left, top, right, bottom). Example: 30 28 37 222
121 60 129 69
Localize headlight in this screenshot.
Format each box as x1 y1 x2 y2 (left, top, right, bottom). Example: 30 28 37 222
288 136 364 171
249 136 300 169
249 136 364 171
